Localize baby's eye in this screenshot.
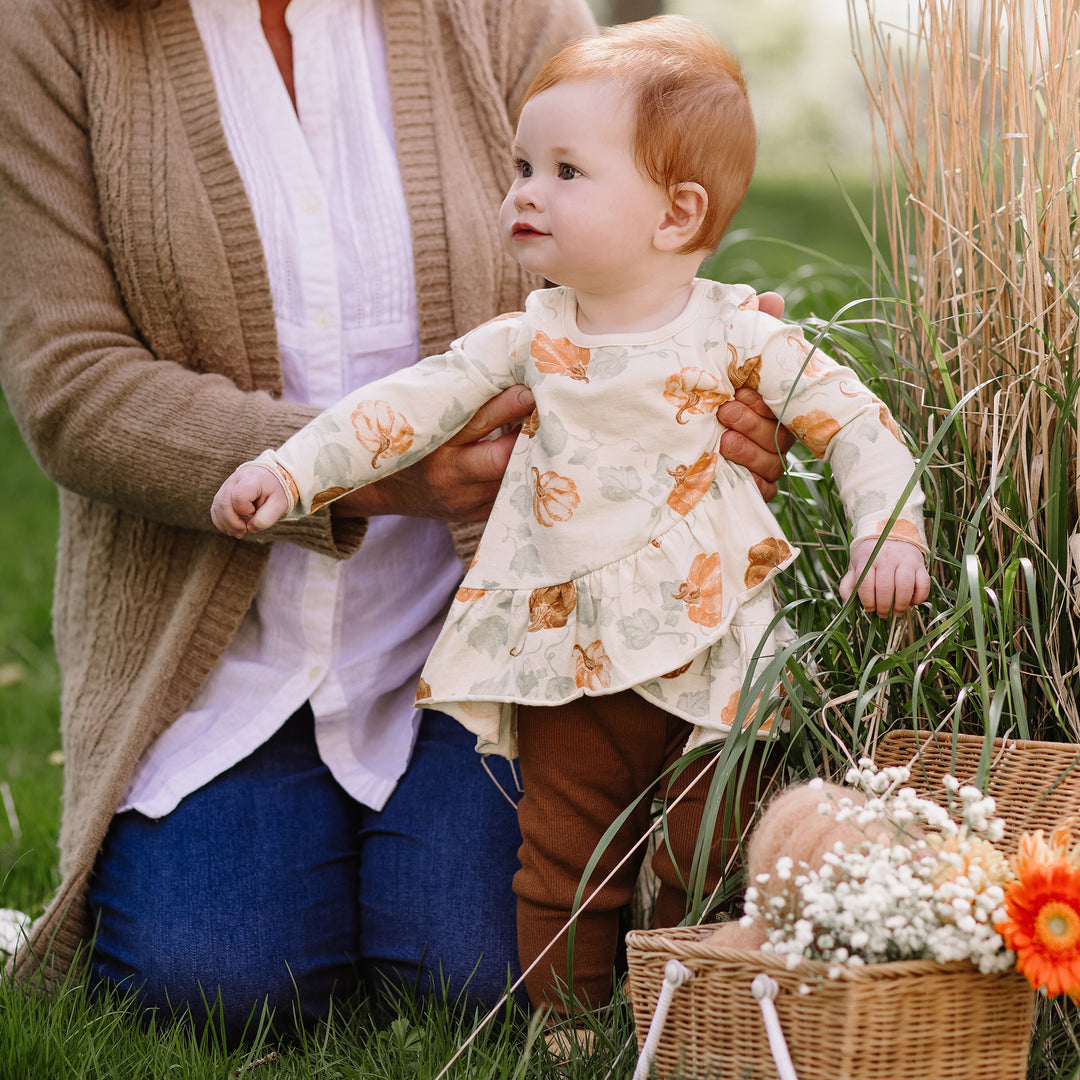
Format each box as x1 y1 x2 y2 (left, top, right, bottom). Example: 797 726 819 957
557 164 581 181
515 158 533 179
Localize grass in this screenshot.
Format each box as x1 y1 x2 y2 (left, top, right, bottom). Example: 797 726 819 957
0 968 598 1080
0 396 61 916
715 172 876 322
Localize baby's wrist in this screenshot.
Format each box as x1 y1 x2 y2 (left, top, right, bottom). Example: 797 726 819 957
849 532 928 559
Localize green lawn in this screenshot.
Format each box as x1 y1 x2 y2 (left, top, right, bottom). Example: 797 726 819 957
711 172 874 318
0 394 62 915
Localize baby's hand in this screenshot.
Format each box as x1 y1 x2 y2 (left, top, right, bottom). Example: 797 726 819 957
211 465 291 539
839 538 931 617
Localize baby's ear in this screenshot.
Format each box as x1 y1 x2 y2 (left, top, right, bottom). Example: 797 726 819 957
654 182 707 251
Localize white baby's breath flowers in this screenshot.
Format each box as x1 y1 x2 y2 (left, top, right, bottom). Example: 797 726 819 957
744 761 1013 974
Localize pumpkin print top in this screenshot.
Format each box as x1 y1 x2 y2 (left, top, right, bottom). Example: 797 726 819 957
253 279 928 757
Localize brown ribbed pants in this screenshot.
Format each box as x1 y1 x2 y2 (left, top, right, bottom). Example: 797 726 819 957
514 689 767 1015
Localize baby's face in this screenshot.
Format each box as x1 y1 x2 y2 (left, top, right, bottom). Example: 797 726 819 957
499 77 673 296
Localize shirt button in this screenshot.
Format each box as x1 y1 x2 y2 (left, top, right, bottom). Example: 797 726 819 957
302 197 320 216
309 665 322 680
316 311 333 330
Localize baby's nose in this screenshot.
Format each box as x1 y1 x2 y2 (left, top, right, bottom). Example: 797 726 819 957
513 178 539 210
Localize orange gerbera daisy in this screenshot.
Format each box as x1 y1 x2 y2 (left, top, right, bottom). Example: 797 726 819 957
997 822 1080 999
1014 822 1080 875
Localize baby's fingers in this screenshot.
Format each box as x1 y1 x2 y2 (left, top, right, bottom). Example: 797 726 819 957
888 561 919 615
211 480 251 537
857 566 893 618
838 565 857 605
859 556 931 616
211 469 285 537
245 487 290 532
883 550 932 615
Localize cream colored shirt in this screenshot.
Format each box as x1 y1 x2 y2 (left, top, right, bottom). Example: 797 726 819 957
121 0 463 815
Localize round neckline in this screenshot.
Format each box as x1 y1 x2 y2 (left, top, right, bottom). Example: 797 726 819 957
557 278 711 348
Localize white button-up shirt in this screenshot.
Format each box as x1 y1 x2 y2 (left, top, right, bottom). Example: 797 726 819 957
121 0 464 815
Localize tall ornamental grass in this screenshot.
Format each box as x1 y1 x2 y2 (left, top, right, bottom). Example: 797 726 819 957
789 3 1080 1075
840 0 1080 746
739 0 1080 779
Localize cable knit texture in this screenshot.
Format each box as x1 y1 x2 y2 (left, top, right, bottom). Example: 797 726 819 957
0 0 594 988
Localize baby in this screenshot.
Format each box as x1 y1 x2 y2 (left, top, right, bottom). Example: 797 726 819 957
212 15 930 1020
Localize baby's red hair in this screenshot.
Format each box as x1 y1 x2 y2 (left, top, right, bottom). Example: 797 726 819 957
524 15 756 255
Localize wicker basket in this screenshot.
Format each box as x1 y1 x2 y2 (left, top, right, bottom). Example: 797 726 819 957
626 927 1034 1080
874 729 1080 858
625 730 1077 1079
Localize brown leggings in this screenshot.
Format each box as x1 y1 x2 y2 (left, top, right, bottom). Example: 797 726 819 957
514 689 768 1015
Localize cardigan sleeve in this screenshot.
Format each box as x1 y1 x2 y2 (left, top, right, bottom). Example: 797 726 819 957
257 316 527 516
0 0 361 558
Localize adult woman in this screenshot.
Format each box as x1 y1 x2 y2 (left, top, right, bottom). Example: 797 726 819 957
0 0 787 1036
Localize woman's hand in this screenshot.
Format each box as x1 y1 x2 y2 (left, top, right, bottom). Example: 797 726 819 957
716 389 796 502
330 385 535 521
716 289 793 501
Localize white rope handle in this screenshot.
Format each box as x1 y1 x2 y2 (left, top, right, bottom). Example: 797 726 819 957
632 959 695 1080
632 965 800 1080
751 974 800 1080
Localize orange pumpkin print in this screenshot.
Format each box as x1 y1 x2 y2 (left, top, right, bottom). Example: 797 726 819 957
790 409 841 459
672 552 725 628
532 331 591 382
744 537 793 588
527 581 577 631
522 408 540 438
879 404 903 441
351 399 414 469
720 689 774 734
510 581 577 655
415 677 431 703
667 452 718 516
531 466 580 527
663 368 731 424
311 486 349 512
456 586 486 602
727 344 762 391
877 519 924 547
573 640 612 691
787 333 833 378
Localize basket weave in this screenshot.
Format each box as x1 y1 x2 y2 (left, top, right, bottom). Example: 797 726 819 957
874 729 1080 857
625 730 1077 1079
626 927 1034 1080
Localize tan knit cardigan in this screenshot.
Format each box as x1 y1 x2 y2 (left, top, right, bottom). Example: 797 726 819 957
0 0 595 988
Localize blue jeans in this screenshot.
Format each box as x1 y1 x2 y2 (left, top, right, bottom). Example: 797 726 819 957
87 706 524 1036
